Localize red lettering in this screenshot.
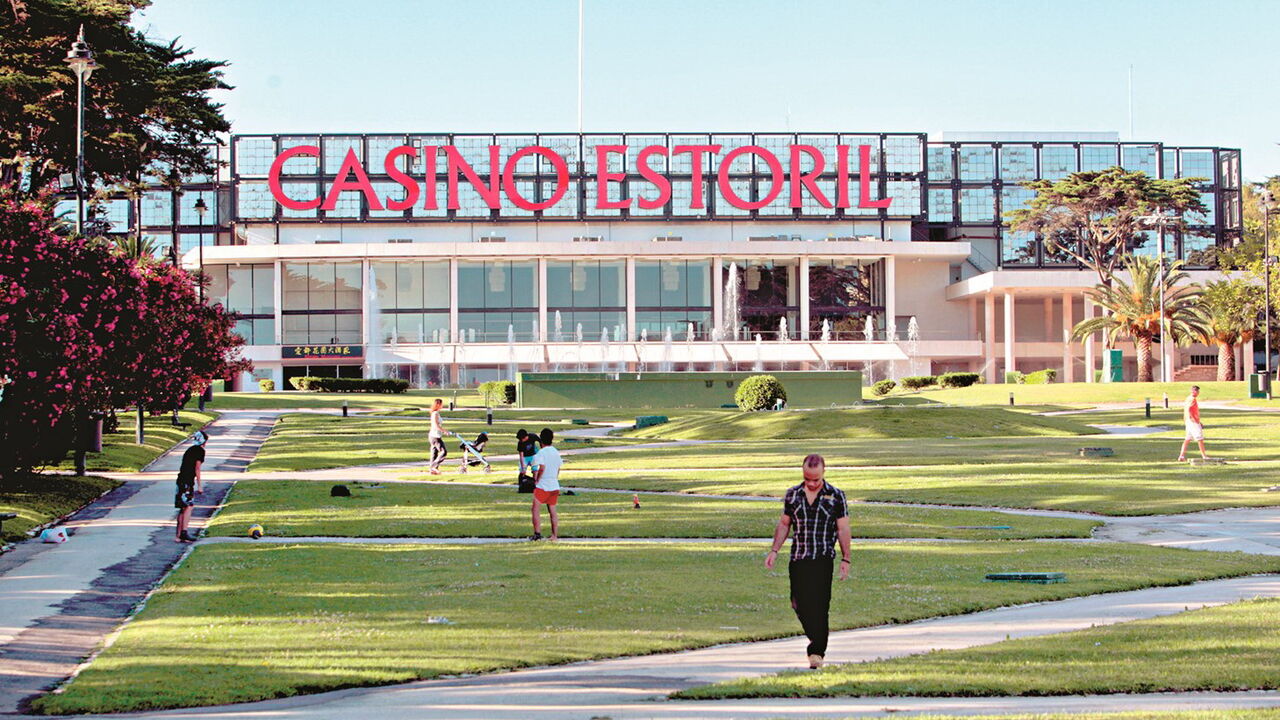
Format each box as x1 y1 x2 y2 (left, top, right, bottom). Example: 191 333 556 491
503 146 568 211
636 145 671 210
594 144 629 210
321 148 383 211
268 145 321 211
384 146 420 211
789 145 831 209
421 146 438 210
836 144 851 208
672 144 721 209
444 145 501 210
717 146 783 210
858 144 891 209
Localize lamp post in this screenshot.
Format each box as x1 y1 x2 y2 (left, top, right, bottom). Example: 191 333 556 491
1261 190 1278 398
1139 209 1177 383
193 196 208 300
62 26 98 236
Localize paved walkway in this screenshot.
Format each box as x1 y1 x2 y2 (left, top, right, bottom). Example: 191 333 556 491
0 411 276 714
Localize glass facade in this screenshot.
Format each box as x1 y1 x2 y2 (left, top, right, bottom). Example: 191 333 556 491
547 260 626 341
281 262 363 344
807 259 884 339
206 263 275 345
635 260 711 340
457 260 538 342
370 261 450 343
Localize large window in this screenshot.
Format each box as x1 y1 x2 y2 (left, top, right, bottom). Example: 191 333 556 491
281 262 363 344
724 259 798 340
635 260 711 340
807 259 883 339
207 264 275 345
547 260 626 341
371 261 449 343
457 260 538 342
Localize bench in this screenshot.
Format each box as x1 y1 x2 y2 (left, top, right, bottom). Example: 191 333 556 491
985 572 1066 584
1078 447 1114 458
1190 457 1226 466
170 410 190 430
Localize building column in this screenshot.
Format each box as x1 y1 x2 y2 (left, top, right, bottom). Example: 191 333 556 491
361 258 372 346
799 256 811 341
626 257 637 342
448 258 459 343
1043 297 1054 341
884 256 897 339
1083 296 1095 383
968 297 978 338
1003 292 1017 379
537 258 548 343
983 293 996 384
273 260 284 345
1061 292 1074 383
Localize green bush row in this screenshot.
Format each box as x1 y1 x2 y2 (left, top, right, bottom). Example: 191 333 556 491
1023 368 1058 384
939 371 981 388
872 379 896 396
899 375 937 390
478 380 517 406
735 375 787 411
288 376 410 393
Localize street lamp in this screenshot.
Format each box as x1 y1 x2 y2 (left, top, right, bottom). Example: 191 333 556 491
193 196 208 300
1139 209 1178 383
62 25 98 236
1260 190 1278 397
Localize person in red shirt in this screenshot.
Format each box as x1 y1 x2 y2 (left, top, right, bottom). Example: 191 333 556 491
1178 385 1210 461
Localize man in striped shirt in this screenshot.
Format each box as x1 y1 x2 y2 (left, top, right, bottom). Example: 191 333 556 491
764 453 852 669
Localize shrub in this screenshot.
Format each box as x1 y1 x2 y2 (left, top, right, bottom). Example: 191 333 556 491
734 374 787 411
872 379 896 396
289 376 315 390
939 371 981 388
1005 371 1025 385
478 380 517 406
257 378 275 392
1023 369 1058 385
899 375 938 390
294 377 409 393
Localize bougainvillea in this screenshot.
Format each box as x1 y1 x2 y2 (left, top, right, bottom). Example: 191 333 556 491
0 189 249 474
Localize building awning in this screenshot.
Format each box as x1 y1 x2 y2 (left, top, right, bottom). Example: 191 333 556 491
635 342 730 364
546 344 639 365
812 342 909 363
455 344 547 365
722 342 821 364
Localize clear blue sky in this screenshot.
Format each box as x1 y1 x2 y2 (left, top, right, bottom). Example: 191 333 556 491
132 0 1279 181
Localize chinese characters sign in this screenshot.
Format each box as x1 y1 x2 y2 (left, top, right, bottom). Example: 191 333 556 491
282 345 364 360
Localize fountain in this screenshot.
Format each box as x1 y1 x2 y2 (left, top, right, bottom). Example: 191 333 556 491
753 334 763 371
364 264 384 379
864 316 875 343
507 324 517 382
601 327 611 373
416 327 427 389
887 318 898 343
819 318 831 371
724 263 742 341
907 316 921 375
638 328 648 373
553 311 564 343
660 327 673 372
456 325 466 388
778 317 788 342
575 323 585 373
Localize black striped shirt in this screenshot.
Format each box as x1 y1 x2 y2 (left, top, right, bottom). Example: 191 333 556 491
783 481 848 561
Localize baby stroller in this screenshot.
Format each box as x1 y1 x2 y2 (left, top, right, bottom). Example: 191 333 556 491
454 432 491 473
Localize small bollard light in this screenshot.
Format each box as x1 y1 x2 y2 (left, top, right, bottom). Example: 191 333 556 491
449 399 455 411
1145 398 1151 419
1009 392 1014 407
486 408 493 426
342 400 348 418
1163 392 1169 409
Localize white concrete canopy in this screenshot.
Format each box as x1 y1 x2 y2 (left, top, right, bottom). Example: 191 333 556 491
635 343 729 364
723 342 820 364
456 345 547 365
813 342 910 362
546 344 639 365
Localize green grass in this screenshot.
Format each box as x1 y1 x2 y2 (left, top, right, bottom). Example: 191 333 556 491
622 406 1095 440
205 480 1100 540
246 414 618 472
911 381 1248 407
33 541 1280 714
45 410 217 473
202 389 487 410
681 597 1280 699
0 474 120 543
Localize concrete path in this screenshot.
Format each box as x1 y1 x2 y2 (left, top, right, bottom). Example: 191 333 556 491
1096 506 1280 556
32 574 1280 720
0 411 276 714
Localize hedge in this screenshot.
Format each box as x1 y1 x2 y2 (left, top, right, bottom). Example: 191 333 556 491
1005 371 1025 385
899 375 938 390
291 376 410 393
872 379 896 396
735 375 787 411
478 380 517 406
939 371 981 388
1023 368 1058 385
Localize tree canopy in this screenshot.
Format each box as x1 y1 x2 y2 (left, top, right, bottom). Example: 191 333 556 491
1197 278 1262 381
0 0 231 191
1007 167 1207 287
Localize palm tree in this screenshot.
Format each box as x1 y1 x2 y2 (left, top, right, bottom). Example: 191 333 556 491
1072 255 1209 382
115 234 160 260
1197 279 1261 381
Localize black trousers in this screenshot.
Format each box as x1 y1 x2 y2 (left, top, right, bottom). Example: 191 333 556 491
789 557 834 657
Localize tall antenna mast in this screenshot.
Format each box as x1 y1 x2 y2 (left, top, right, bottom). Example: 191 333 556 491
1128 64 1134 140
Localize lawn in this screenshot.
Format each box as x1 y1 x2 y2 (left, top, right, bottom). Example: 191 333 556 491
623 406 1095 440
205 480 1101 540
46 410 217 473
910 381 1248 407
202 389 487 411
246 414 614 472
32 541 1280 714
680 597 1280 699
0 474 120 543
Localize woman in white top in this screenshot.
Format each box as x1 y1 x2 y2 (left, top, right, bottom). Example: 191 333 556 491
428 398 447 475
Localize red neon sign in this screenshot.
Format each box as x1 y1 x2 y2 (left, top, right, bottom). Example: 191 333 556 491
268 143 892 214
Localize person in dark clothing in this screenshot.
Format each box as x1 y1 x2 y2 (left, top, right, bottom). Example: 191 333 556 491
175 431 208 543
764 453 851 669
516 428 540 477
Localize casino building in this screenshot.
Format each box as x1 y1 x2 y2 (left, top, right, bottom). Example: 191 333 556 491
114 130 1244 390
